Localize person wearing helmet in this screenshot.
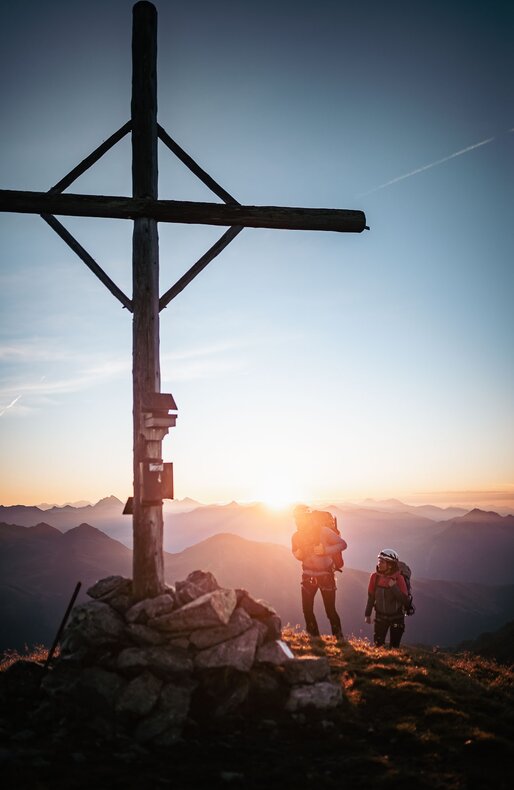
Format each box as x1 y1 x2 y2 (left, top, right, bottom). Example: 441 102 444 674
291 504 347 640
364 549 410 647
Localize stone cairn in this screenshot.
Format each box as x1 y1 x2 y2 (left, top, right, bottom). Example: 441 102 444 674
40 571 342 745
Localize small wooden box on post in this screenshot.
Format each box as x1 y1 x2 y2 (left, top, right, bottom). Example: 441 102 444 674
124 390 177 515
140 392 176 505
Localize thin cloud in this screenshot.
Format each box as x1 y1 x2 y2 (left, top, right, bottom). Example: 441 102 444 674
0 395 21 417
161 340 250 364
357 136 496 198
0 341 79 362
0 359 130 400
163 357 248 383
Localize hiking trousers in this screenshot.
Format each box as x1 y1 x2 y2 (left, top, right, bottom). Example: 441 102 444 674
374 616 405 647
301 573 342 638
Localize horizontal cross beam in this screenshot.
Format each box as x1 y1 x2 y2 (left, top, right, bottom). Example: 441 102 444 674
0 189 367 233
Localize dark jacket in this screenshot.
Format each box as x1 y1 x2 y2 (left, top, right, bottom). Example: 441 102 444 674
365 570 410 619
292 526 347 576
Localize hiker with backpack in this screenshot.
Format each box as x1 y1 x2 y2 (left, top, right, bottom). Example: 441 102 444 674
291 505 347 640
364 548 414 648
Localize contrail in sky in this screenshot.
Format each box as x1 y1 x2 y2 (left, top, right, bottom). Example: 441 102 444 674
357 136 496 197
0 395 21 416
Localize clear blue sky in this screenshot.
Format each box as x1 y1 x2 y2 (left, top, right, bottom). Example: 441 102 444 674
0 0 512 507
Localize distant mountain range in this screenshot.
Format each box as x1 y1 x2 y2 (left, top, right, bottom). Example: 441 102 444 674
1 521 513 653
1 497 513 584
0 495 202 532
344 498 469 521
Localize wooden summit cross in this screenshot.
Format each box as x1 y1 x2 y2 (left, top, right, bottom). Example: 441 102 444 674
0 2 367 600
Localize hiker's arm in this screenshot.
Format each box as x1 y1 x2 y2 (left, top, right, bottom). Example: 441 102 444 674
323 531 347 555
390 575 410 606
364 574 376 619
291 534 303 561
364 595 374 619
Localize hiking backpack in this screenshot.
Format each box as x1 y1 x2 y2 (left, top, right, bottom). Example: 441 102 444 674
309 510 344 572
398 560 416 616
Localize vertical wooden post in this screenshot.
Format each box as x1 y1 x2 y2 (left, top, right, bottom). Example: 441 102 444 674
131 1 163 599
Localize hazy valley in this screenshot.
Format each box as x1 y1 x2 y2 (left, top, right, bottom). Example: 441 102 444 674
2 495 514 582
2 496 514 652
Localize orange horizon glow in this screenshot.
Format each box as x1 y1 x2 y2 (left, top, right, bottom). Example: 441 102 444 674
1 485 514 512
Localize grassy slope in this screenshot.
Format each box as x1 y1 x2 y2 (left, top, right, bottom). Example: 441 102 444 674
1 632 512 789
283 629 513 788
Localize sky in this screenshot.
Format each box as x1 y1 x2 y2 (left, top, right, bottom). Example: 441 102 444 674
0 0 513 509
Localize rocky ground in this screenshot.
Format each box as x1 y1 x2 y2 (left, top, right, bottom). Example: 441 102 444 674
1 627 513 790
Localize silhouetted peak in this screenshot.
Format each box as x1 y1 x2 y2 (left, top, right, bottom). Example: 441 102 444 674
64 523 110 540
363 497 406 507
29 522 61 537
460 508 502 522
94 495 123 507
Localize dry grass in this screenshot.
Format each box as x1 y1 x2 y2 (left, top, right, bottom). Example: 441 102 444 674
0 644 58 671
280 626 513 788
1 630 512 788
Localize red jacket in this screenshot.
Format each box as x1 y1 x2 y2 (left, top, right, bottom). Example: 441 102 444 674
365 570 409 619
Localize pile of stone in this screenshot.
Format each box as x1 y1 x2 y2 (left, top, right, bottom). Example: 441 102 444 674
40 571 342 745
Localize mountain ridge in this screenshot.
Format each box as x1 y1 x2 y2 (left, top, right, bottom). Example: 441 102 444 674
2 498 514 584
1 522 513 652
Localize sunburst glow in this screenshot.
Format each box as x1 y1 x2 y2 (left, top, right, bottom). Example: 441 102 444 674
250 478 305 511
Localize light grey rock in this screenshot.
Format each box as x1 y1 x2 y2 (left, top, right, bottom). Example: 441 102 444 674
126 623 167 646
235 588 249 605
117 646 192 675
59 632 84 657
194 624 260 672
175 570 220 606
189 607 252 650
150 589 236 633
253 620 270 646
77 667 125 707
160 680 194 713
238 594 277 619
286 681 342 711
87 576 131 600
213 676 250 718
116 671 162 717
134 682 191 743
259 614 282 642
106 593 134 615
95 649 120 671
255 640 295 666
65 601 126 645
164 637 190 650
197 668 250 718
283 656 331 685
126 593 176 624
248 666 286 706
40 662 79 698
135 714 181 745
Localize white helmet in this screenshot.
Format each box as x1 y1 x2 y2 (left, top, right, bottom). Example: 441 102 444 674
378 548 399 563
